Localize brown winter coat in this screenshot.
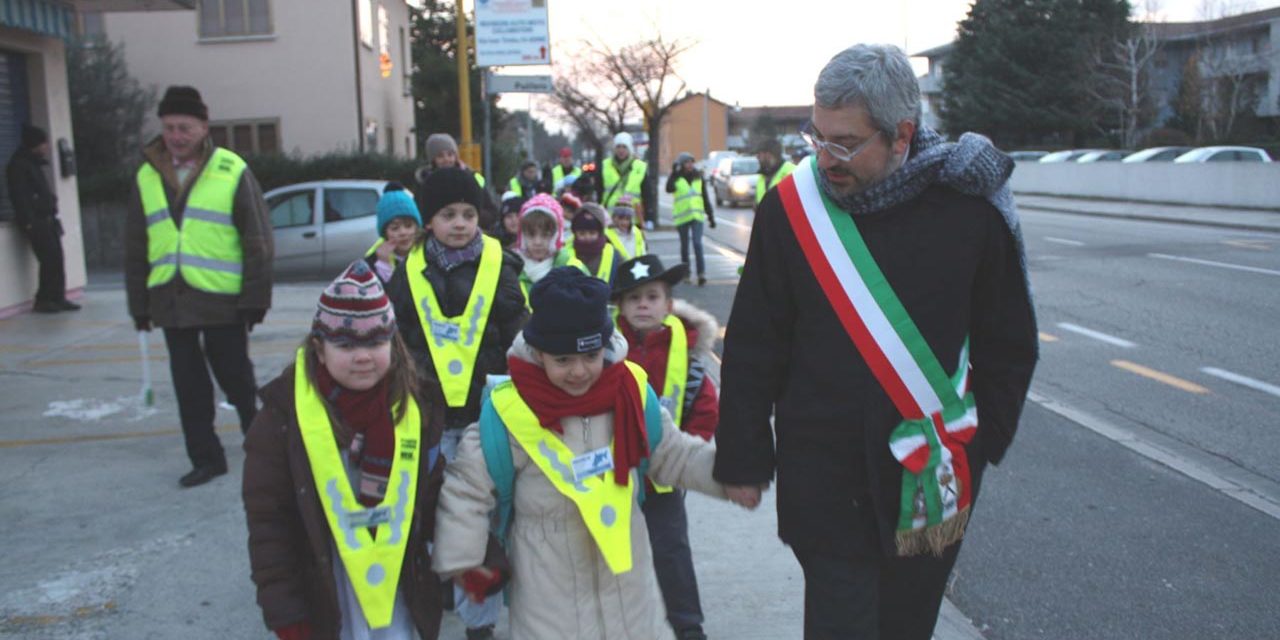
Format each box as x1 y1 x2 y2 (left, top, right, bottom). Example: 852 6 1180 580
432 332 728 639
242 362 445 639
124 136 274 328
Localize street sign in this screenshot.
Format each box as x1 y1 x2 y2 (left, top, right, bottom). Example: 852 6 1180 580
474 0 551 67
487 74 553 94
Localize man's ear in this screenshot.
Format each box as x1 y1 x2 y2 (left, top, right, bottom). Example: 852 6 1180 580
893 120 917 158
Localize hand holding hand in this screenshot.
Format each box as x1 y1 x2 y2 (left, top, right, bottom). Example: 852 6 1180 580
458 566 506 604
273 621 313 640
726 483 768 510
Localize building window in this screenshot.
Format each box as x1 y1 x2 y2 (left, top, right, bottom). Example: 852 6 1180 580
358 0 374 48
209 119 280 155
199 0 273 39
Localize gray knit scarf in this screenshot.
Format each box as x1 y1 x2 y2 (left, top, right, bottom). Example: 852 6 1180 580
818 126 1032 301
424 232 484 272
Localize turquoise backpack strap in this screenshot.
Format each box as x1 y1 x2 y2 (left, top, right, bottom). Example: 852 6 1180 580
636 384 664 497
478 376 515 545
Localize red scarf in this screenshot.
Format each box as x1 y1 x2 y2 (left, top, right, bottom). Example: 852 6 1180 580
507 356 648 486
315 364 395 508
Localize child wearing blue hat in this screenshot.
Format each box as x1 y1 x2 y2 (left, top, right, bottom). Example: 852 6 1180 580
365 182 422 283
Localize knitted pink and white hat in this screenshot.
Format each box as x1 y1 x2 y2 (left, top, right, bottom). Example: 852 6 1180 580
518 193 565 253
311 261 396 345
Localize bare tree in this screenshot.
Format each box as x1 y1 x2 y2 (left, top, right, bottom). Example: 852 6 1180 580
1088 21 1161 148
549 58 632 162
1192 0 1267 140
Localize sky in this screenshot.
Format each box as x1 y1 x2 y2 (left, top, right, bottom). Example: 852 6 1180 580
473 0 1280 117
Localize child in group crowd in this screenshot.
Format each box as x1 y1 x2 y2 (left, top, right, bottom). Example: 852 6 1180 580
612 254 720 640
558 191 582 236
366 182 422 283
513 193 566 308
605 195 648 261
432 266 732 639
557 203 618 285
386 167 527 639
243 260 447 640
495 191 524 249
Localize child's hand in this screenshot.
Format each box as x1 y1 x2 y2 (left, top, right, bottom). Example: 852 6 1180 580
374 240 397 263
458 566 506 603
726 483 769 510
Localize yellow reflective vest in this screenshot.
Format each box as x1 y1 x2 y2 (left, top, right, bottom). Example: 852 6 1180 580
293 349 422 629
601 157 646 212
551 164 582 194
604 227 647 261
756 161 796 205
137 147 247 294
405 235 503 408
489 360 652 574
561 242 617 283
671 177 707 227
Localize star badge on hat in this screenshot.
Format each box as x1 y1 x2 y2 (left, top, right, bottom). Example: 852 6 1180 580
611 254 689 300
629 261 651 280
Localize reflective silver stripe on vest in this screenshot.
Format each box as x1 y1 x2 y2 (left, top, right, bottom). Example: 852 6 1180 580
146 209 172 228
675 193 700 203
150 254 178 268
183 207 235 227
182 254 244 275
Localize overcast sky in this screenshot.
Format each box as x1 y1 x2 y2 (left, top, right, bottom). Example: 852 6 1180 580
478 0 1280 117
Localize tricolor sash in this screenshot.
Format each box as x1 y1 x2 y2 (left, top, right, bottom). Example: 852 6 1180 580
777 157 979 556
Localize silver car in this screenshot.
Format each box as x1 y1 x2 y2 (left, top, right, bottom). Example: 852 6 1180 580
265 179 388 279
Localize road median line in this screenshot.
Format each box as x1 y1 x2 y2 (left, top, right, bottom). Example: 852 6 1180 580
1111 360 1210 394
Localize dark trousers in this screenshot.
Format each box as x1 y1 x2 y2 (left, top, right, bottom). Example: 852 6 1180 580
163 325 258 469
27 220 66 303
791 528 962 640
641 489 704 631
676 220 705 277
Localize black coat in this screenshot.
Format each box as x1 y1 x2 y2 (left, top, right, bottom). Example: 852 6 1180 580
386 239 528 429
5 147 57 229
712 184 1038 558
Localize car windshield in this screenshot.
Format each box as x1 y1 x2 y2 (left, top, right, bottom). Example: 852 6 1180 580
731 158 760 174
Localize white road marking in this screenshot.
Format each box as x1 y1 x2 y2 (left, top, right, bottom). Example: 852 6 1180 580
1200 367 1280 399
1149 253 1280 277
1044 236 1086 246
1055 322 1137 348
1029 391 1280 522
715 217 753 232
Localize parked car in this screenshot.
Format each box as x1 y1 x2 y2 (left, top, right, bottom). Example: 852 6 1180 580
1173 146 1272 163
1121 146 1193 162
713 156 760 208
1039 149 1103 163
701 150 737 178
266 180 387 279
1008 150 1049 161
1076 150 1128 162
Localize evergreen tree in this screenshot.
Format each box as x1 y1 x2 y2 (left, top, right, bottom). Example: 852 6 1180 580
941 0 1131 147
67 39 154 180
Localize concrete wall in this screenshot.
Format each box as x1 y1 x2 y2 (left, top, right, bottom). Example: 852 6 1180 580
1010 162 1280 210
0 27 86 317
660 95 728 169
105 0 416 158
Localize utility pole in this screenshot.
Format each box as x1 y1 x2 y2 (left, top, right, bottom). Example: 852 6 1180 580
456 0 478 169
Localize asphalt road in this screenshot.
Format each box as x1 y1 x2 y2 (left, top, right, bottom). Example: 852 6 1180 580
686 198 1280 638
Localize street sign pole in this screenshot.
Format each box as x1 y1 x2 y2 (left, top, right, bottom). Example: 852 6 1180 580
483 69 492 186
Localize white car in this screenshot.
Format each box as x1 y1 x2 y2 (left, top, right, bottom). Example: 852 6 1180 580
266 179 389 278
1121 146 1193 162
1173 146 1271 163
1076 150 1127 163
1039 149 1103 163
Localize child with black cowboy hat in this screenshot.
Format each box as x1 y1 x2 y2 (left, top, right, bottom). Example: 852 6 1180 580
385 166 527 638
432 266 737 639
612 254 721 640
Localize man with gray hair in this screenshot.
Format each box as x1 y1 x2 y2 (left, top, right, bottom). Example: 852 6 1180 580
714 44 1037 638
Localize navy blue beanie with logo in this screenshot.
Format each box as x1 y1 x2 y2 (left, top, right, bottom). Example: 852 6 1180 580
523 267 614 355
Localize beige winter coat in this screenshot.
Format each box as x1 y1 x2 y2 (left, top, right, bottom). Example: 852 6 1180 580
432 332 727 639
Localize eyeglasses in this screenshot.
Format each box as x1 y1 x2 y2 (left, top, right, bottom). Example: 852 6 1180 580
799 121 881 162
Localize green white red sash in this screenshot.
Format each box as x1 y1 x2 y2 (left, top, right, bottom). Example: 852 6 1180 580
777 157 978 556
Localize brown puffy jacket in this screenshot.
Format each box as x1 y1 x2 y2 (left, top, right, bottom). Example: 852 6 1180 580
242 362 445 639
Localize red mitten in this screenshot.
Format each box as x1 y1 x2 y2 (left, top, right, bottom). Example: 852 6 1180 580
274 622 313 640
461 567 506 603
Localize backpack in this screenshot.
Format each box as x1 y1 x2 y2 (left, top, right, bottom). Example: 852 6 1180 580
478 375 664 545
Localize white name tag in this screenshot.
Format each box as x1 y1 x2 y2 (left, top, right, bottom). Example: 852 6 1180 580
430 320 461 342
346 506 391 529
571 446 614 481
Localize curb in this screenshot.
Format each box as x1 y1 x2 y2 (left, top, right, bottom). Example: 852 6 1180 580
1018 203 1280 234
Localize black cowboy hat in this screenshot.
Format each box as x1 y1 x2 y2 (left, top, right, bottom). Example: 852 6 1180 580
611 254 690 300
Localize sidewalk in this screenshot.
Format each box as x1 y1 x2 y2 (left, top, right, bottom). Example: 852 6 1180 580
1015 193 1280 232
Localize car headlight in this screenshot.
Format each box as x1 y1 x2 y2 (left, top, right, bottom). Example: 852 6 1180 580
731 178 752 195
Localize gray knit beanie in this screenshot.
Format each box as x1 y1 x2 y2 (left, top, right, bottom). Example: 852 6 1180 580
426 134 459 162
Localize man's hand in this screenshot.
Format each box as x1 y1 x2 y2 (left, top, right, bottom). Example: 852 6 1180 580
726 483 769 510
240 308 267 332
133 316 152 332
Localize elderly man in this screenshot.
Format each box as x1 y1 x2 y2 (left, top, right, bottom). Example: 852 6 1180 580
714 44 1038 638
124 86 274 488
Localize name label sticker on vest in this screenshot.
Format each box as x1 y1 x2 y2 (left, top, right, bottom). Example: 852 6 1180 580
345 506 392 530
430 320 461 343
571 446 614 481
